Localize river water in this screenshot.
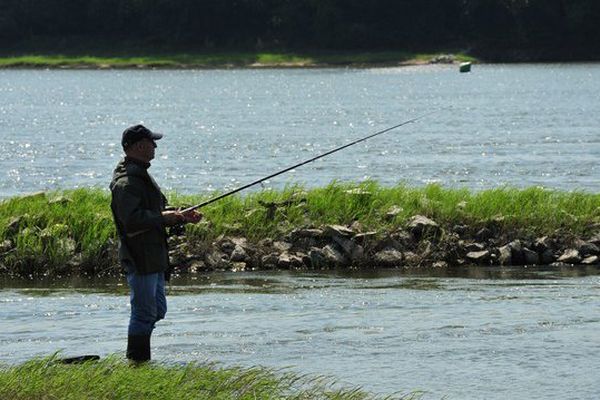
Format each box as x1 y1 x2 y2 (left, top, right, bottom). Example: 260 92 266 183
1 268 600 399
0 64 599 198
1 65 599 398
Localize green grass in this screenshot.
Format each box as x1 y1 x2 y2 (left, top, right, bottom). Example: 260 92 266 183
174 182 599 239
0 50 477 69
0 183 598 275
0 356 418 400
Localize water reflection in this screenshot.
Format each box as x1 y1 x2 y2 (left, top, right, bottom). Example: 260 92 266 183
1 265 599 295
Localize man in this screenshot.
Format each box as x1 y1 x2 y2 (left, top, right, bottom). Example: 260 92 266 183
110 124 201 362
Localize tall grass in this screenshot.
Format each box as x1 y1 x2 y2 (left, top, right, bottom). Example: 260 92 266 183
1 183 598 274
0 356 418 400
176 181 598 239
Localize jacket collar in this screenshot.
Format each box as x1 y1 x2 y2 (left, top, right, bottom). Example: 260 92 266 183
124 156 151 170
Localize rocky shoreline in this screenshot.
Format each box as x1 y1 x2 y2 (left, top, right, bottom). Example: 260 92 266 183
166 215 600 275
1 186 598 278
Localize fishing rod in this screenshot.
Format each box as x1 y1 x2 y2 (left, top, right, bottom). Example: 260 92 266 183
182 109 443 213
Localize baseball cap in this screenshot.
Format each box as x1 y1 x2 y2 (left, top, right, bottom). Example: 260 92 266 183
121 124 163 149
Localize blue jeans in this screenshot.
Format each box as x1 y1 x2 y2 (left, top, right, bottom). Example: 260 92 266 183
127 272 167 336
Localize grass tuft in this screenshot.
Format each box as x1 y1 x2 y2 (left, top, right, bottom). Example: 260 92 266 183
0 356 419 400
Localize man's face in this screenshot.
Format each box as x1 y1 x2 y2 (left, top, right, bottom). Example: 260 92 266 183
137 138 156 161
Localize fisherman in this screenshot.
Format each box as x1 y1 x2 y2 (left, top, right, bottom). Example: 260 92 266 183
110 124 201 362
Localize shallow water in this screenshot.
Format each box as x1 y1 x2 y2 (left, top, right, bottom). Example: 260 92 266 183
2 267 600 399
0 64 599 198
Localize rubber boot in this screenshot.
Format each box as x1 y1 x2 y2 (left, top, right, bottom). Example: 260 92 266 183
126 334 151 363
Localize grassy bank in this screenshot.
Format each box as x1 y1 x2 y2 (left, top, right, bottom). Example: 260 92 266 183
0 182 598 276
0 51 477 69
0 356 413 400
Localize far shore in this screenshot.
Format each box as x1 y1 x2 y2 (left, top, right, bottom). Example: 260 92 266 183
0 51 477 69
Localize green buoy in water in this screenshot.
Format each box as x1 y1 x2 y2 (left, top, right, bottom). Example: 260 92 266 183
459 62 472 73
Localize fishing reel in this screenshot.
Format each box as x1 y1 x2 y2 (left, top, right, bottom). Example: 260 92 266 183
168 223 186 237
165 206 187 237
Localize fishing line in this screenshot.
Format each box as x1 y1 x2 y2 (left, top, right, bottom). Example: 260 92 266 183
182 108 447 213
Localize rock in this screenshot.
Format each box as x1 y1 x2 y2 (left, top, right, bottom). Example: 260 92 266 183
299 253 311 267
579 242 599 257
22 191 46 200
582 255 599 265
430 54 455 64
188 260 207 273
345 188 372 196
550 261 571 268
277 252 304 269
452 224 468 236
373 248 403 267
385 205 404 221
407 215 439 236
539 249 555 265
6 217 23 235
522 247 539 265
261 253 279 268
322 244 349 266
390 230 414 246
48 196 72 205
557 249 581 264
465 242 486 252
498 245 512 265
169 251 186 266
324 225 354 238
507 240 524 265
534 236 555 253
290 228 323 241
0 240 13 253
277 253 292 269
309 248 328 269
205 250 228 269
332 235 364 261
432 261 448 268
466 250 490 264
475 228 493 241
273 241 292 253
588 233 600 246
403 251 420 266
219 239 236 254
349 220 363 232
353 232 377 246
231 262 247 272
258 238 273 247
221 223 243 233
230 245 247 262
230 237 250 249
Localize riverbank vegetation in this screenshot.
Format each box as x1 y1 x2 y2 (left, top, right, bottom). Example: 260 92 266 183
0 356 413 400
1 1 599 64
0 183 598 277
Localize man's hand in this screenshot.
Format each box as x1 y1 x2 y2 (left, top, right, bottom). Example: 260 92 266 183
180 209 202 224
162 209 202 226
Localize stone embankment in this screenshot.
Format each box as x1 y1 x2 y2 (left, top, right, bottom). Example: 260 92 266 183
168 215 600 273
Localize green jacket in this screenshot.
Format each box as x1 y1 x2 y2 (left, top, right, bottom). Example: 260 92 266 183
110 157 169 275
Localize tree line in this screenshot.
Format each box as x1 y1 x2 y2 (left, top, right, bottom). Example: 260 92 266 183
1 0 599 59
